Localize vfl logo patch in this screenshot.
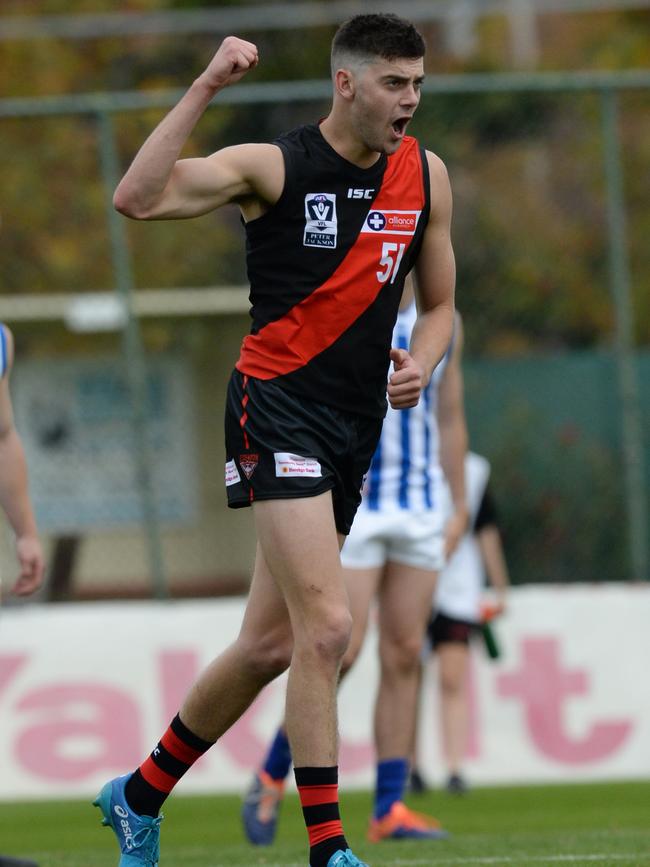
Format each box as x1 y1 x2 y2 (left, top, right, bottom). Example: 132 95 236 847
274 452 322 478
225 459 241 487
361 209 420 236
304 193 337 248
239 453 259 480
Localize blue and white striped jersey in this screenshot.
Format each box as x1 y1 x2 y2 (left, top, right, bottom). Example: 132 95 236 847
362 300 450 514
0 324 8 378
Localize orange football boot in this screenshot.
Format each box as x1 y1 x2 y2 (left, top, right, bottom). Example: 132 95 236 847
367 801 448 842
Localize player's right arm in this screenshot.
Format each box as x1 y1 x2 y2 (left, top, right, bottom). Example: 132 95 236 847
113 37 284 221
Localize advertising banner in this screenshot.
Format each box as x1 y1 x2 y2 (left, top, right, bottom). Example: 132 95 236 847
0 584 648 800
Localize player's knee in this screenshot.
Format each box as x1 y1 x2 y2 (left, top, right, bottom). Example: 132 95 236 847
302 607 353 664
381 634 423 674
439 669 464 697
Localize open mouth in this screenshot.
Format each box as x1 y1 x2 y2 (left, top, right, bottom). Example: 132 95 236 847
391 117 411 137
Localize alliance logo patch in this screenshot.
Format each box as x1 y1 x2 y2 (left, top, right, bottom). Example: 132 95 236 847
304 192 337 248
361 209 420 235
239 453 259 480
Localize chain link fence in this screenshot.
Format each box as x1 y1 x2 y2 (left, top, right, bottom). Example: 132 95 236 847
0 72 648 598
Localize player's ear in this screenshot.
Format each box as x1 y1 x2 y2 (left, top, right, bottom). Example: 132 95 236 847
334 68 355 101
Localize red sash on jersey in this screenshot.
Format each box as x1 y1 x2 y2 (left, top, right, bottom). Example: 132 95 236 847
237 137 426 380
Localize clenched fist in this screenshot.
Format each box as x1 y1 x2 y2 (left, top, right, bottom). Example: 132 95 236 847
200 36 259 91
387 347 426 409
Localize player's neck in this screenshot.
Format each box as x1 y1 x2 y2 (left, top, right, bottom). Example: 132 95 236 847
319 114 381 170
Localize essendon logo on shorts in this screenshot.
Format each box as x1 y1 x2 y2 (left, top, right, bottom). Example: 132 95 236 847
239 453 259 480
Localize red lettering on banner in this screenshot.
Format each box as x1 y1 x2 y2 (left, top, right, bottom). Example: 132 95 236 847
158 649 210 772
339 736 373 772
217 678 374 773
497 637 632 764
158 649 199 723
0 654 28 698
220 685 275 766
15 685 142 781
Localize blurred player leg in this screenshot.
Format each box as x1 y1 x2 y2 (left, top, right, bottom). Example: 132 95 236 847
368 560 447 841
438 639 471 794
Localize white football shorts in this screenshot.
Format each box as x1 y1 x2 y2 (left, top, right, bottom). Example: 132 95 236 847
341 507 446 572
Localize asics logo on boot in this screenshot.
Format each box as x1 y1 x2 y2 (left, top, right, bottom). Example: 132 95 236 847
113 804 134 849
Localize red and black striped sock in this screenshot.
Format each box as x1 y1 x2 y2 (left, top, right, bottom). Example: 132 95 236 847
125 714 213 817
295 766 348 867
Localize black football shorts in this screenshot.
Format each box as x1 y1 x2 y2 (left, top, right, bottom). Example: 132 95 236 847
427 612 477 648
224 369 382 534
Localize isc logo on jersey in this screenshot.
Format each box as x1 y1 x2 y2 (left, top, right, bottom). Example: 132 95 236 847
304 193 337 248
361 210 420 235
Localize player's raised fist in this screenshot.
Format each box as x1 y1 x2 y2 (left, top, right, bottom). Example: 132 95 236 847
201 36 259 90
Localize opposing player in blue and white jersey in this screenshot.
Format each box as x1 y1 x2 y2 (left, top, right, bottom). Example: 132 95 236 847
242 275 468 845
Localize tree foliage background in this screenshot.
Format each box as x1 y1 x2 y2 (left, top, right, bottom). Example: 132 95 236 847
1 1 649 585
2 2 650 345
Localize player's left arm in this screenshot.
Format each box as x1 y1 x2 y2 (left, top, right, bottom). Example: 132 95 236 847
437 314 469 557
476 491 510 614
0 328 45 597
388 151 456 409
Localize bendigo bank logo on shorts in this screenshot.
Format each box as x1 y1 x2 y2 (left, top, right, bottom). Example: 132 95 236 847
304 193 337 248
274 452 322 478
361 210 420 235
239 453 259 480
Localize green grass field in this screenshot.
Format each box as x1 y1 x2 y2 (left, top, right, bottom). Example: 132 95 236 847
1 781 649 866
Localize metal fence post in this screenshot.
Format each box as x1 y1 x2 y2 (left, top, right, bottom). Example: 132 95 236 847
96 109 168 599
601 88 649 581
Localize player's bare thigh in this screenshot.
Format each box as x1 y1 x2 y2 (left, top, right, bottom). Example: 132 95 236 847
377 560 438 649
252 492 351 645
341 565 384 671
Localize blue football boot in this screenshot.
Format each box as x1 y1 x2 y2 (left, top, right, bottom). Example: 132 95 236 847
326 850 370 867
241 770 284 845
93 774 163 866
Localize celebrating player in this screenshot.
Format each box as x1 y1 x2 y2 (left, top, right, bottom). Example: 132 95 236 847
95 13 455 867
242 281 467 846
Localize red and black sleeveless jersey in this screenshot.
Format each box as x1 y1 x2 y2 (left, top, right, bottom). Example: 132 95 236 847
236 123 431 418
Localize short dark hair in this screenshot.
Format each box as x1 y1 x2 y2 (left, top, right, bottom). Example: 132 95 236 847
332 13 425 65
